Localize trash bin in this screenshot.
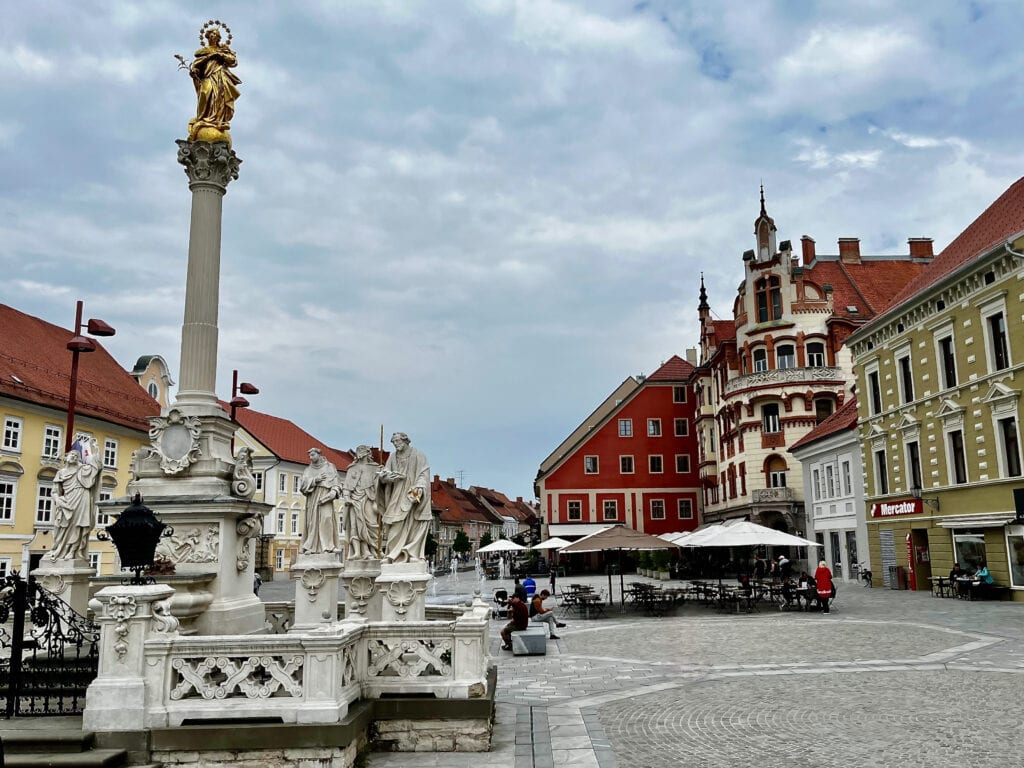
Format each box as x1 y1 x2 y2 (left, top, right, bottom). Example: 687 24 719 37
888 565 908 590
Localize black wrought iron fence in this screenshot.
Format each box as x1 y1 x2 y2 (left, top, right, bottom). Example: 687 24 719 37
0 571 100 717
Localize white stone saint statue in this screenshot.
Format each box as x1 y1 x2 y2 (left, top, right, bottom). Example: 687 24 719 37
341 445 380 560
376 432 431 564
299 447 341 555
50 436 101 562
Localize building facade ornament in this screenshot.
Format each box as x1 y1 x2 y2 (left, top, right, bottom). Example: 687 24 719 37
231 447 257 500
346 575 375 616
176 140 241 189
153 597 180 634
155 525 220 564
107 594 138 659
300 567 326 602
235 513 263 572
148 409 203 475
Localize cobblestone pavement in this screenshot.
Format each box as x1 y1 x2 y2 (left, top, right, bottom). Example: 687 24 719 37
353 572 1024 768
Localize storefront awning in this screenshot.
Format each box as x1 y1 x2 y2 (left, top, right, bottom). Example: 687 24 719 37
936 512 1017 529
547 523 615 538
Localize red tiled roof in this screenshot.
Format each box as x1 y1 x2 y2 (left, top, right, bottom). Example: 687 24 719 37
646 355 694 382
710 320 736 341
433 478 504 525
874 176 1024 322
0 304 159 431
223 402 352 469
789 397 859 452
804 260 929 322
470 485 539 524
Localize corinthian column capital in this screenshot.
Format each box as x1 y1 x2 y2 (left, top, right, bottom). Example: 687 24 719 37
176 139 241 191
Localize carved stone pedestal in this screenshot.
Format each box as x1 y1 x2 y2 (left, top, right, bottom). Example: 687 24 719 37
340 558 382 622
290 555 343 632
84 583 178 732
376 562 431 622
31 559 94 617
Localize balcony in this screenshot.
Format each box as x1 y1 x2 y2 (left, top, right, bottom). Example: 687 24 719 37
724 366 844 396
751 487 796 504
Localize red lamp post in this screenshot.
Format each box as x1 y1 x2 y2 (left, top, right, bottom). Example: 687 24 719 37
65 300 116 452
229 369 259 452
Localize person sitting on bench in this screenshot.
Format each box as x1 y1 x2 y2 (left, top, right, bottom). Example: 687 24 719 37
530 589 566 639
500 594 529 651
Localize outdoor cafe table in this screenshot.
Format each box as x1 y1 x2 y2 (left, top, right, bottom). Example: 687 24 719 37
576 592 606 619
929 576 954 598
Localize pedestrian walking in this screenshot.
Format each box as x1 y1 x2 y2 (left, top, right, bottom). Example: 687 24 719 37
814 560 833 613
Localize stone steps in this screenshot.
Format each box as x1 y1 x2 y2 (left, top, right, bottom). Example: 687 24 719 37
1 727 131 768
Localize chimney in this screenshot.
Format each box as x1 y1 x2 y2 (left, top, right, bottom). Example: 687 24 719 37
838 238 861 264
685 348 698 365
908 237 934 259
800 236 816 266
447 477 456 485
434 474 440 483
516 496 523 503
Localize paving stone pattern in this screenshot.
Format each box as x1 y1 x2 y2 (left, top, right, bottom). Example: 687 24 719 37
360 573 1024 768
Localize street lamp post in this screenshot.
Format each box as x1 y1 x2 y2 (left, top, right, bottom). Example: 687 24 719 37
65 300 116 452
229 369 259 452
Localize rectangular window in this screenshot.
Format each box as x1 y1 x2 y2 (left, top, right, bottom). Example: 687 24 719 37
291 510 300 535
276 511 286 534
868 370 882 415
103 438 118 468
36 483 53 524
874 448 889 495
841 460 852 496
647 419 662 437
618 418 633 437
762 404 780 433
0 558 10 578
649 455 663 473
777 345 796 369
253 471 264 491
674 418 688 437
769 471 787 488
949 430 968 485
673 386 687 403
753 349 768 372
276 548 285 570
0 479 15 521
89 552 101 576
988 311 1010 372
806 342 825 367
620 456 634 474
999 417 1022 478
3 417 22 452
898 355 915 404
43 425 62 459
293 476 300 494
812 469 821 501
677 499 693 519
279 473 287 493
567 501 582 521
907 441 923 491
1008 529 1024 588
938 335 957 389
97 491 113 526
675 454 690 473
584 456 599 474
952 531 986 572
603 500 618 521
825 465 835 498
650 499 665 520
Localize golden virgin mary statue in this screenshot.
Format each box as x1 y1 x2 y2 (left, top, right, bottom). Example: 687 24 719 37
184 21 241 145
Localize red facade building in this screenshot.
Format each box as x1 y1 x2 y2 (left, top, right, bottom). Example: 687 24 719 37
535 355 701 536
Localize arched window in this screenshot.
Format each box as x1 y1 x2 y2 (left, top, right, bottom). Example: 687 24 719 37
776 344 796 369
755 276 782 323
806 341 825 367
765 455 788 488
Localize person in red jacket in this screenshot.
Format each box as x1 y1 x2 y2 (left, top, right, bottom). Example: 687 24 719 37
500 594 530 650
814 560 834 613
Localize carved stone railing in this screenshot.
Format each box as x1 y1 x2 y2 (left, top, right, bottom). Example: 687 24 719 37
751 487 796 504
724 366 843 395
83 586 492 731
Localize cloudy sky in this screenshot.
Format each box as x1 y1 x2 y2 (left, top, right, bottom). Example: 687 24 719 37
3 1 1023 500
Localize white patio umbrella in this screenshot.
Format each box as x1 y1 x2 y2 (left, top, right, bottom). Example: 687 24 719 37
531 536 572 550
686 521 820 549
476 539 526 553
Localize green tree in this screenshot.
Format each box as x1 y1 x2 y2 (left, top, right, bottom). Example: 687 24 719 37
479 531 494 549
453 530 472 555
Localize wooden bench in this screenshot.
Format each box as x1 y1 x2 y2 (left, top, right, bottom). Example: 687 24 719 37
511 625 548 655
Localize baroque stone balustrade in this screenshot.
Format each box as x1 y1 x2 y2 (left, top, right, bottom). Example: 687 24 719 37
751 487 796 504
724 366 844 395
85 587 492 731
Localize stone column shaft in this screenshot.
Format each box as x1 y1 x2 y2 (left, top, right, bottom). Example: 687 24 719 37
174 140 240 412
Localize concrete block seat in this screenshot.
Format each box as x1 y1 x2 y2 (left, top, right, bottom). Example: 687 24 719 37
511 625 548 655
